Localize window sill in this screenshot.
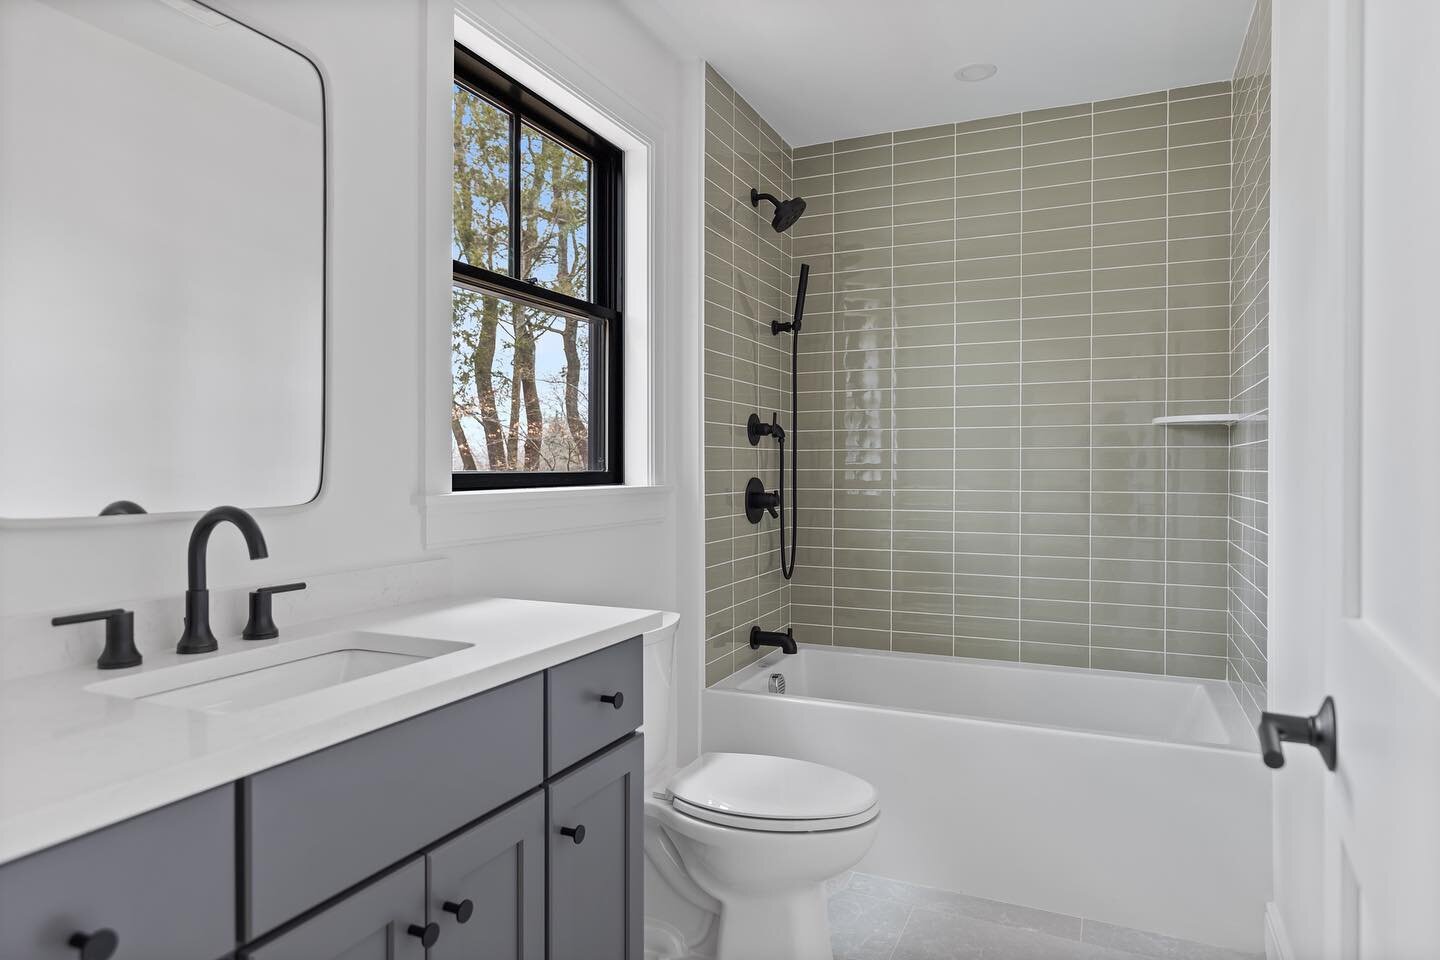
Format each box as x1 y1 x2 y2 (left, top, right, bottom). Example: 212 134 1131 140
423 484 671 549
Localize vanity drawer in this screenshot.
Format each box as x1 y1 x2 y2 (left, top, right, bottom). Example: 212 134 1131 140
0 787 234 960
242 675 544 939
546 636 642 775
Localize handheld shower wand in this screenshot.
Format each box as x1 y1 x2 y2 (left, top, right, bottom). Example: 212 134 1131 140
744 263 809 581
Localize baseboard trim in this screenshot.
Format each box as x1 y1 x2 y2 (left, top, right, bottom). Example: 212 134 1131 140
1265 902 1295 960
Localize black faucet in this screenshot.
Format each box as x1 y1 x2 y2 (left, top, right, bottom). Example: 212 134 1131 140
750 625 797 655
177 506 268 655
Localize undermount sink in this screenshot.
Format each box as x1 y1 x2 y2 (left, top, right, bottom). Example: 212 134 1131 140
89 631 469 715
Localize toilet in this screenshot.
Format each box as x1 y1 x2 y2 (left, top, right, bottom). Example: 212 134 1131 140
641 614 880 960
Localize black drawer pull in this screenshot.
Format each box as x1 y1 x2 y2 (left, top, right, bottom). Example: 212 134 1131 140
68 930 118 960
599 691 624 710
560 824 586 845
408 922 440 948
443 898 474 924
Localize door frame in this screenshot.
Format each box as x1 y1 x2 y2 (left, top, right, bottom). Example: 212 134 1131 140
1264 0 1361 956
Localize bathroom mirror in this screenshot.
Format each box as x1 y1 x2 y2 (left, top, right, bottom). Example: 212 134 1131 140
0 0 325 521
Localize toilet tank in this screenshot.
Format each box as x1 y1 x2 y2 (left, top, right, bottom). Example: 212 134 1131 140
641 612 680 789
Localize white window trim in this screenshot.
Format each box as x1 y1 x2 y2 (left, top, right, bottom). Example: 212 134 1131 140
421 0 670 548
423 483 671 548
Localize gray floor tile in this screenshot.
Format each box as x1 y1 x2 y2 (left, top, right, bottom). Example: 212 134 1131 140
847 872 1084 941
890 908 1147 960
1080 920 1262 960
827 870 857 897
829 890 911 960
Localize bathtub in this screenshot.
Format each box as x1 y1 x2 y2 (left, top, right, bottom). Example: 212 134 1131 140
702 645 1271 953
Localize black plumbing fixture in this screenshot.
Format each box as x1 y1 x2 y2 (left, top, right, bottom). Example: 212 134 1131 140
98 500 146 516
742 264 809 579
750 625 797 655
747 411 784 445
177 505 269 655
50 608 142 670
750 187 807 233
772 260 808 335
242 582 308 641
745 477 780 524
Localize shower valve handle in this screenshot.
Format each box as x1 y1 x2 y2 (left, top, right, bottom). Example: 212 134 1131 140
744 477 781 524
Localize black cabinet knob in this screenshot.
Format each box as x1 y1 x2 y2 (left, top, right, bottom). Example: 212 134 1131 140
442 898 474 924
599 691 624 710
68 930 118 960
407 922 440 948
560 824 586 845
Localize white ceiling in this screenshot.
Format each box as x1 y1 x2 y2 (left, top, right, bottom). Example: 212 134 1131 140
624 0 1256 146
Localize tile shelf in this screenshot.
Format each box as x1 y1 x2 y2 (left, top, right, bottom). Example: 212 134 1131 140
1151 414 1244 426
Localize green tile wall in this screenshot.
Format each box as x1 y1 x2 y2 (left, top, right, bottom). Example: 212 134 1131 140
784 83 1238 680
703 58 1270 697
1229 0 1271 722
703 67 795 685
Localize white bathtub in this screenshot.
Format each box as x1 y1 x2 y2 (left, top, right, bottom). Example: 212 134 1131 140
702 646 1271 953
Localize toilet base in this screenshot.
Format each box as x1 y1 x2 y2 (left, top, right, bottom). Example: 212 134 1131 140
712 884 833 960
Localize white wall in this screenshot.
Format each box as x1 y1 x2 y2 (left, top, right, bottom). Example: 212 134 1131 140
0 0 705 754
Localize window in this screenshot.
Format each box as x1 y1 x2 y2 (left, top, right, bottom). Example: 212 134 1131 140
451 45 622 489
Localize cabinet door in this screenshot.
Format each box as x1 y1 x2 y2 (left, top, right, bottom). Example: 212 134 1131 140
0 787 233 960
242 860 429 960
547 735 643 960
428 791 544 960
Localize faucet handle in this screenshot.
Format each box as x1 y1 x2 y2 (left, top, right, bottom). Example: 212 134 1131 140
51 609 142 670
242 583 307 641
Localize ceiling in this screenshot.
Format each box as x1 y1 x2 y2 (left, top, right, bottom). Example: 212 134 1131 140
623 0 1256 146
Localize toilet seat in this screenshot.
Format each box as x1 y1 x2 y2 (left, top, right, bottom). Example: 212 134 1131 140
666 752 881 833
670 796 879 832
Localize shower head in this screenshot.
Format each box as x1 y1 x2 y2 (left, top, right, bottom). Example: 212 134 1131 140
750 188 807 233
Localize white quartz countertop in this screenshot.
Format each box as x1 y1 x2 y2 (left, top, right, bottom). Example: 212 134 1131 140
0 596 662 865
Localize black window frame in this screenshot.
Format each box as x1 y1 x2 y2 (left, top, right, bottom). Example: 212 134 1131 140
451 44 624 491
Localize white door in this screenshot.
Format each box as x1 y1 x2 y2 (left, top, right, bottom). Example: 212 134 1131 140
1270 1 1440 958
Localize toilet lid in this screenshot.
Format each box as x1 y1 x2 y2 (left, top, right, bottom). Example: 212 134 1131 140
667 753 879 824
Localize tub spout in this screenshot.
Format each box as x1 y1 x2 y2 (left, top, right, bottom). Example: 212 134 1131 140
750 625 797 655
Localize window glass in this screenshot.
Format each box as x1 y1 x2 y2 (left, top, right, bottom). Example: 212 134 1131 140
451 288 596 474
452 83 510 273
520 123 590 299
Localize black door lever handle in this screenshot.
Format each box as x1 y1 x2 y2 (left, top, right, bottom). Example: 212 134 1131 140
1258 696 1337 771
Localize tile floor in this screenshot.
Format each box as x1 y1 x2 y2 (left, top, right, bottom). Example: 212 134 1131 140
827 873 1263 960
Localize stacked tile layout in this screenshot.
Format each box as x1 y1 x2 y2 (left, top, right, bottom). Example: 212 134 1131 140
702 67 796 684
703 63 1269 696
1228 0 1272 722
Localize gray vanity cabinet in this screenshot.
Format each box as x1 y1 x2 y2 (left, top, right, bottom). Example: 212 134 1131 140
427 791 545 960
0 634 645 960
547 735 644 960
241 860 428 960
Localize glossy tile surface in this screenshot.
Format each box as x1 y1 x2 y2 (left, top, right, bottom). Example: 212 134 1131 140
788 84 1236 681
706 64 1269 698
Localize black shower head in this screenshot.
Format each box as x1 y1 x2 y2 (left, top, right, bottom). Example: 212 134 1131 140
751 188 807 233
